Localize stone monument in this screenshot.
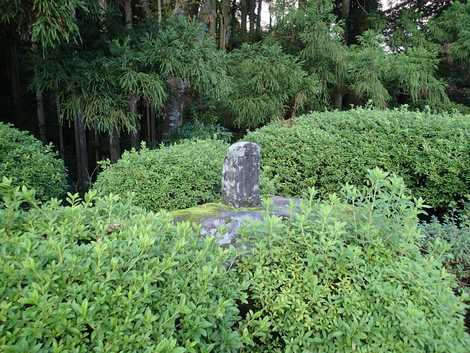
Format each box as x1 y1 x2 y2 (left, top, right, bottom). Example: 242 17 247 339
221 141 261 208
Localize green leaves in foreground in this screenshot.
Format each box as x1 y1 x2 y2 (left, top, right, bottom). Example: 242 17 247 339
0 182 244 353
1 171 469 352
237 169 470 352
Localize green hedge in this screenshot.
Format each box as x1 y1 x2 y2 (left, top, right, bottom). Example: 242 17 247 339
93 139 228 211
0 122 67 201
246 108 470 210
0 180 243 352
237 169 470 352
1 173 469 352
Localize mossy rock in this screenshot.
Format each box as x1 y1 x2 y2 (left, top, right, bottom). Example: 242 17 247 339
171 197 301 246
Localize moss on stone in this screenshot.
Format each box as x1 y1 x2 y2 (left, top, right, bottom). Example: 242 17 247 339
171 202 265 224
170 203 234 223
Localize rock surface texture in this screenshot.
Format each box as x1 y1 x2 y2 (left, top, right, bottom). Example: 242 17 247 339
174 197 301 246
221 142 261 208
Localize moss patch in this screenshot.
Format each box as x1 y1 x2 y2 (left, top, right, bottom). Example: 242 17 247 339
171 203 235 223
171 202 264 223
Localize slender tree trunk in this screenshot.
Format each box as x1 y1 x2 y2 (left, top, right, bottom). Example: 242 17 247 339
145 101 151 142
256 0 262 33
341 0 351 44
249 0 256 34
109 129 121 162
58 124 65 158
129 96 139 148
219 0 231 49
241 0 247 34
157 0 162 24
54 96 65 158
164 78 186 137
123 0 133 28
150 104 157 144
35 86 47 142
334 91 344 110
32 43 47 142
94 131 101 163
9 41 25 124
74 112 90 193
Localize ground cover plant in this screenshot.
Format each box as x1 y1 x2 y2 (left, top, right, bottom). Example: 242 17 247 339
0 178 244 352
0 122 68 201
93 139 228 211
1 171 469 351
246 108 470 213
236 169 470 352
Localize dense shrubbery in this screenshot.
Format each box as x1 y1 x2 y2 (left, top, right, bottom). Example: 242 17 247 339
0 179 244 352
420 204 470 288
246 108 470 211
0 122 67 201
93 139 228 211
236 169 470 352
1 172 469 351
164 121 233 143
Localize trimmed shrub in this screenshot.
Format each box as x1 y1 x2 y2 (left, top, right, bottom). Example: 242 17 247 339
246 108 470 211
0 180 244 352
0 122 67 201
236 169 470 352
93 139 228 211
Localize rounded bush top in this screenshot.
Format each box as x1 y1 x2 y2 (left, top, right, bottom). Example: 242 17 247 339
0 122 67 201
0 185 243 352
237 170 470 352
93 139 228 211
246 108 470 211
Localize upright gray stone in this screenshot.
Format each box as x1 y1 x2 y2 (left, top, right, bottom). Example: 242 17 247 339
222 142 261 208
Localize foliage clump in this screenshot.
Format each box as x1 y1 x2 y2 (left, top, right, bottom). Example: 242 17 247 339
93 139 228 211
237 170 470 352
246 108 470 211
420 203 470 288
0 180 243 352
164 121 233 144
0 122 67 201
225 42 318 128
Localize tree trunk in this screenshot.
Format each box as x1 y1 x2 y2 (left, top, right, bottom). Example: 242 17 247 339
109 129 121 162
58 123 65 158
36 87 47 142
241 0 247 34
341 0 351 44
334 91 344 110
157 0 162 24
164 78 186 137
150 104 157 145
123 0 133 29
249 0 256 34
74 112 90 193
219 0 231 49
54 96 65 158
94 131 101 163
129 96 140 148
32 42 47 142
256 0 262 33
9 41 25 125
200 0 217 36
